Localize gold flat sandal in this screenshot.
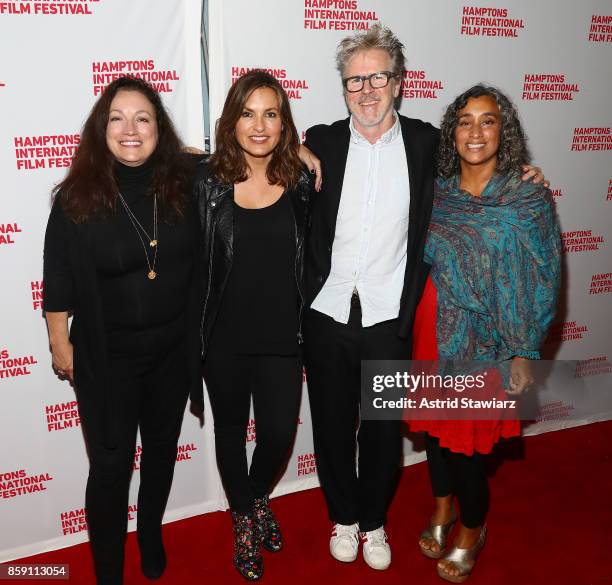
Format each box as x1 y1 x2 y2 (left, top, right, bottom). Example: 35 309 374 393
436 525 486 583
419 507 457 559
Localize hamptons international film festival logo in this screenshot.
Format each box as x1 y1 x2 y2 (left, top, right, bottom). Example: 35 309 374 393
0 0 100 16
0 469 53 499
92 59 180 96
14 133 79 171
60 507 87 536
303 0 378 31
608 178 612 201
59 504 138 536
545 321 589 345
246 417 303 445
246 419 256 443
60 503 137 535
0 348 38 380
460 5 524 38
231 67 309 101
521 74 579 102
45 400 80 433
401 70 445 101
575 356 612 378
548 185 563 203
588 14 612 43
535 400 575 423
561 230 605 254
296 452 317 477
31 280 43 310
0 222 23 245
571 127 612 152
589 272 612 296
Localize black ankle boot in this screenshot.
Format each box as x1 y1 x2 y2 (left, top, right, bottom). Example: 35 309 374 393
137 532 166 580
253 495 283 552
231 510 263 580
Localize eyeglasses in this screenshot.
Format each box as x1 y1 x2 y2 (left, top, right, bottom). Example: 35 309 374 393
342 71 398 93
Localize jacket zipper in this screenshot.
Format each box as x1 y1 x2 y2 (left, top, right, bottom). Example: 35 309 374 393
200 210 217 357
294 209 305 345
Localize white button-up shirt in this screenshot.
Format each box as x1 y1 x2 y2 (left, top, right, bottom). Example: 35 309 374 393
311 114 411 326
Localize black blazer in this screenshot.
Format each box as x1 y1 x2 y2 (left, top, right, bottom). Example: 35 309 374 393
303 114 439 341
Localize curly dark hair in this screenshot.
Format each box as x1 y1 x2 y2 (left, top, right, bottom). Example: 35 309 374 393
55 76 190 223
208 70 302 188
437 84 530 179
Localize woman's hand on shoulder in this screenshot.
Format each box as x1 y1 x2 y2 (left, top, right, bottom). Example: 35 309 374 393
183 146 206 155
183 146 208 168
298 144 322 192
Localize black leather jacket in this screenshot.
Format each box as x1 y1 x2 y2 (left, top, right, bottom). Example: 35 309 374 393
194 161 312 359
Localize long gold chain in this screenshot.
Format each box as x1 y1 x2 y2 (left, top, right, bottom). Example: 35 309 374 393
117 192 158 280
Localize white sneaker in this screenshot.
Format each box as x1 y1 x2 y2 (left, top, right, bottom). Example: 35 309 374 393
329 523 359 562
361 526 391 570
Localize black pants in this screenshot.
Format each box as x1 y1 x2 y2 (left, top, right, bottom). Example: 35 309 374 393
303 303 410 532
425 434 489 528
203 351 302 514
78 339 190 584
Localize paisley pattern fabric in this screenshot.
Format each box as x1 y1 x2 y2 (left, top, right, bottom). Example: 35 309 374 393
424 171 561 364
409 171 561 454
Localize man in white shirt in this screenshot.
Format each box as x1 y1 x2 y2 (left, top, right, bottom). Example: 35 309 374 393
302 24 438 571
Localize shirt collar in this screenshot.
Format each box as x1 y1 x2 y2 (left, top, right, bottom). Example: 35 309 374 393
349 112 401 145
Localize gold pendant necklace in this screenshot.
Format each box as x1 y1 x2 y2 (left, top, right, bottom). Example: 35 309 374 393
118 191 158 280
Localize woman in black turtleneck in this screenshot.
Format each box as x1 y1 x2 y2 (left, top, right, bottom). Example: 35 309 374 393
42 77 202 585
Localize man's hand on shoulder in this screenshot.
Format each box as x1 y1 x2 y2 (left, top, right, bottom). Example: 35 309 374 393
298 144 322 192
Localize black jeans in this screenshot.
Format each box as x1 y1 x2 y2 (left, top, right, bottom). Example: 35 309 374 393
203 351 302 514
78 338 190 584
303 302 410 532
425 433 489 528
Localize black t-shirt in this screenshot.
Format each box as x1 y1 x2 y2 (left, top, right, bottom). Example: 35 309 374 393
89 159 196 349
209 192 299 355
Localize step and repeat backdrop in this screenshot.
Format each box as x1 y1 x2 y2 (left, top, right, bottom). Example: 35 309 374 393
1 0 611 563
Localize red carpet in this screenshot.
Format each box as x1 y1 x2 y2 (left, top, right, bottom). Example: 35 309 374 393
13 421 612 585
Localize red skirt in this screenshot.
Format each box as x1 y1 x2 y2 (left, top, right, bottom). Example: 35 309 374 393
407 276 520 455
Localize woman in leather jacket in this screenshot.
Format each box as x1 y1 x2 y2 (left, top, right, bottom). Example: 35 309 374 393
193 71 313 581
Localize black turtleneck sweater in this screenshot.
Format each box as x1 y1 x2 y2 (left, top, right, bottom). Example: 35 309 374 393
89 159 197 350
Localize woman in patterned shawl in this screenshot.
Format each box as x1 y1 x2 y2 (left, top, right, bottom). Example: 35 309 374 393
410 85 561 583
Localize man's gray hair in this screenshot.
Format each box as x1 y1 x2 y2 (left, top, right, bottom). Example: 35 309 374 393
335 23 406 78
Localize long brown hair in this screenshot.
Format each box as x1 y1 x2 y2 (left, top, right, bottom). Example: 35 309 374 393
208 70 302 188
55 76 190 223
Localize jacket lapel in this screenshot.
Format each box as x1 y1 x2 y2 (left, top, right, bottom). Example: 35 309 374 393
323 119 351 243
208 181 234 255
288 173 310 246
400 115 423 254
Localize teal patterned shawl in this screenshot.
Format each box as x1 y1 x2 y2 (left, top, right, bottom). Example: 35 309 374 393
424 171 561 362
